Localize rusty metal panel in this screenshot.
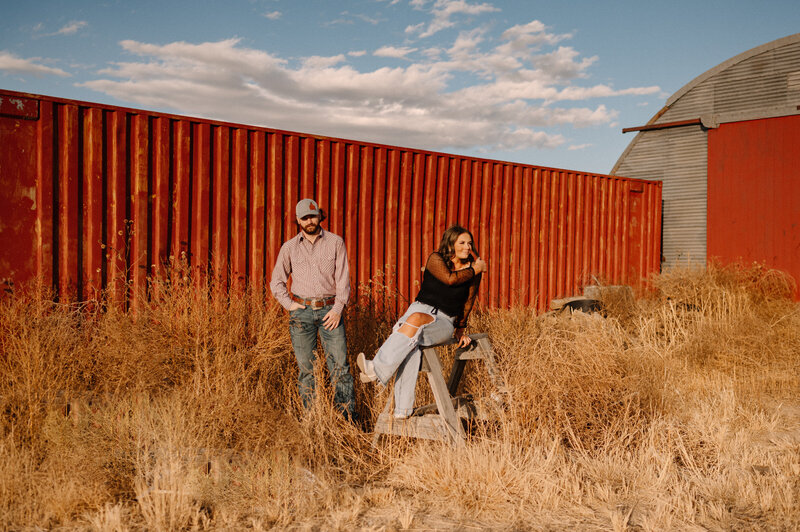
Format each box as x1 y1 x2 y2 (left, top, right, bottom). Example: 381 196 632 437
172 120 191 264
105 111 126 304
249 130 266 290
708 115 800 298
421 154 436 268
0 98 38 292
358 145 374 293
371 147 387 285
129 115 149 309
192 123 212 282
396 151 413 311
344 144 359 296
36 101 54 289
151 118 170 282
498 165 513 308
0 88 662 313
230 129 248 291
264 132 281 285
384 149 400 307
212 126 231 291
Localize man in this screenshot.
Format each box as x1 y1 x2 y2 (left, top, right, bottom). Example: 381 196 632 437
270 198 356 419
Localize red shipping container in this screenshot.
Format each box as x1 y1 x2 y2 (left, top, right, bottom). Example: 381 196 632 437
0 89 662 311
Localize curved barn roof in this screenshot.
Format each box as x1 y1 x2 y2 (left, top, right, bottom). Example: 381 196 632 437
612 33 800 175
610 33 800 266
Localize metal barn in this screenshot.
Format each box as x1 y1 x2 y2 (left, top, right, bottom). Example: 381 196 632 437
612 33 800 295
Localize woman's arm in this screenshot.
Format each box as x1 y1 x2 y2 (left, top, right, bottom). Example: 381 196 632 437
454 273 482 346
455 273 482 329
424 252 475 286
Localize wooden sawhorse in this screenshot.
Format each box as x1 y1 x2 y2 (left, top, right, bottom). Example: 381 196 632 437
371 333 507 446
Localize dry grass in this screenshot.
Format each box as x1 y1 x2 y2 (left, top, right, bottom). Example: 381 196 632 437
1 263 799 530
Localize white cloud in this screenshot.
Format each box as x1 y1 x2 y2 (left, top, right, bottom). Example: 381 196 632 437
354 13 383 25
568 143 592 151
348 50 367 57
499 20 571 50
303 55 346 69
408 0 499 38
79 16 659 154
0 51 70 77
405 22 425 34
262 11 282 20
328 11 384 26
54 21 88 36
553 84 660 102
374 46 417 59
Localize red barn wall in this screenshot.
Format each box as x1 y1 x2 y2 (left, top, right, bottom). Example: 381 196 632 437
708 115 800 298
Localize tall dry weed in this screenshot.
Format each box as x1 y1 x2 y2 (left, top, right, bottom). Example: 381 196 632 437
1 263 798 529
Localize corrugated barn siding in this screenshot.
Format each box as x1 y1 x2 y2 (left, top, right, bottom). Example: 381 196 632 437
0 90 662 312
615 127 707 264
612 33 800 269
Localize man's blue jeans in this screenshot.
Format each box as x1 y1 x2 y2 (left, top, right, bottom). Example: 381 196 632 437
289 304 355 419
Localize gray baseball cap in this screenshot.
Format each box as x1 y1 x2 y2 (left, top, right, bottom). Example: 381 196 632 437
296 198 320 218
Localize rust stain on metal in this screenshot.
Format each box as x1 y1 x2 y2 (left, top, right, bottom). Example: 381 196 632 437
0 95 39 120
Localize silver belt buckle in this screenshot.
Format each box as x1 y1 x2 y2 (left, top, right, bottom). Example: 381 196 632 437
311 299 324 309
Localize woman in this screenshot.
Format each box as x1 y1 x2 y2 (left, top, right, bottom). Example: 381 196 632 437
357 225 486 419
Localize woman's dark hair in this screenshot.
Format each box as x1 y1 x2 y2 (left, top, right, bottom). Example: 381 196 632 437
437 225 478 269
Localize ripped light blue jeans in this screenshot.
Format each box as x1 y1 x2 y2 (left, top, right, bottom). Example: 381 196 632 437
372 301 455 417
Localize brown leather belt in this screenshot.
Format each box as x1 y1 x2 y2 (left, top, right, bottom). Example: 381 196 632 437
291 294 336 309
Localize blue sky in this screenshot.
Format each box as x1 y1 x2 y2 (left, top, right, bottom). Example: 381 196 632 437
2 1 799 173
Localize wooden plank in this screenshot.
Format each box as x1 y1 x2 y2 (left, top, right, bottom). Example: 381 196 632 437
449 333 492 392
447 358 466 395
422 347 465 443
477 336 508 397
371 393 394 448
414 397 496 421
373 413 453 441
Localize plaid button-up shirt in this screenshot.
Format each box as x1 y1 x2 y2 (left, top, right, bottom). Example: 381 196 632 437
269 229 350 315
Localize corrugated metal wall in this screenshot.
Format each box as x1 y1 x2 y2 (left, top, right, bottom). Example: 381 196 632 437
615 127 707 265
612 33 800 268
0 90 662 313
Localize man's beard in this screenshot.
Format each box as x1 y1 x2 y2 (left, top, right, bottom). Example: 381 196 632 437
302 223 319 235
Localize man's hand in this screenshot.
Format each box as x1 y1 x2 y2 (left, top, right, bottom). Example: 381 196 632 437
322 309 341 330
454 328 472 348
289 301 306 311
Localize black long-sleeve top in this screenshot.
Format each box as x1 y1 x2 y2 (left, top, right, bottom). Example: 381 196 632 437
415 252 482 328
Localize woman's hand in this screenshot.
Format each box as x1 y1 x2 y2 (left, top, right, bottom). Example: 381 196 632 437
472 256 487 274
454 328 472 348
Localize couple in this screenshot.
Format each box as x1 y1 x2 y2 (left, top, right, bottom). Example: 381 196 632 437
270 198 486 421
